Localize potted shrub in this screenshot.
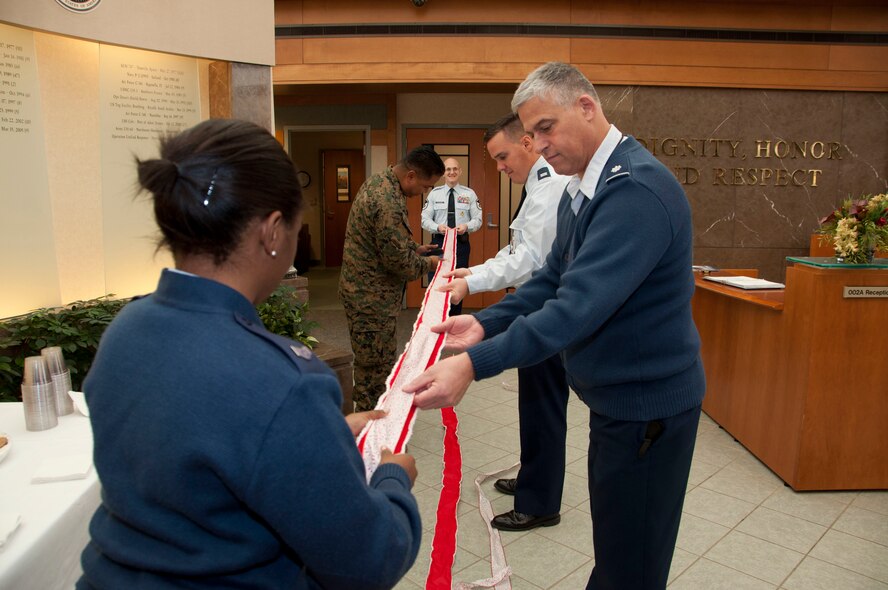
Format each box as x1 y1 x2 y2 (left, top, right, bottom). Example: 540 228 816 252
1 286 316 402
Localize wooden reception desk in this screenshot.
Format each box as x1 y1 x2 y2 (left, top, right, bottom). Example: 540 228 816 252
692 259 888 491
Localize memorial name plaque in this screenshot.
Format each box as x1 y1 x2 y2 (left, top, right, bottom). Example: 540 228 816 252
99 44 201 298
0 37 35 136
0 23 60 317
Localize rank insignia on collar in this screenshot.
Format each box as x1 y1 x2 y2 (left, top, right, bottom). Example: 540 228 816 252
610 165 622 173
290 344 313 360
537 167 551 180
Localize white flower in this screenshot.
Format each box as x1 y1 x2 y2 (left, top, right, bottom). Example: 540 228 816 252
834 217 860 256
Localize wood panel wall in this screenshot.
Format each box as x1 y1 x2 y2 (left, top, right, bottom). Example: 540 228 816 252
273 0 888 92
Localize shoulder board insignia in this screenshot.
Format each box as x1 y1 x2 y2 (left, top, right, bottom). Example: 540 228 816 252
537 167 551 180
290 344 313 360
605 162 630 183
606 171 630 183
234 313 330 375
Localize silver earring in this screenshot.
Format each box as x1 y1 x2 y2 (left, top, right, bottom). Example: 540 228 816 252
271 250 277 258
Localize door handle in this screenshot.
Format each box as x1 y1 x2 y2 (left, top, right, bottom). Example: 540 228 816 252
486 213 498 228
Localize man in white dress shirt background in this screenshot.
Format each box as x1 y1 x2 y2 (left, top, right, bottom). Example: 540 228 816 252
421 157 482 315
438 113 572 531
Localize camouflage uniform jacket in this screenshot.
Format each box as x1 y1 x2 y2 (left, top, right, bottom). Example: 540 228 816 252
339 167 434 328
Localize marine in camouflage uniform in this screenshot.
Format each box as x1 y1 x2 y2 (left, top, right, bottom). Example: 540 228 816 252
339 149 443 411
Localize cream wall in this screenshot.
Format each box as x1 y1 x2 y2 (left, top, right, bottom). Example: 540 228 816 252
397 93 513 155
0 23 211 318
397 93 513 125
0 0 274 66
36 33 105 306
1 1 267 317
1 25 60 315
370 146 388 176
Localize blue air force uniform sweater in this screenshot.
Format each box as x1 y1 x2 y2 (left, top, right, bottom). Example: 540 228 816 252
467 136 705 421
78 270 420 589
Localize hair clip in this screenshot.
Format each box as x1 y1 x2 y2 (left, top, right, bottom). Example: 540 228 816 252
203 170 217 206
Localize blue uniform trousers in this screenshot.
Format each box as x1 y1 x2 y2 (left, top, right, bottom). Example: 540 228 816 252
514 353 569 516
429 233 470 316
585 404 701 590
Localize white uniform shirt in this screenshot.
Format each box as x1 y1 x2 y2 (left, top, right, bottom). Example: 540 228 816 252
421 184 482 234
464 157 570 294
566 124 624 210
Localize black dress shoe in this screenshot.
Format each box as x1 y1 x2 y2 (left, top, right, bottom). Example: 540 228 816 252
491 509 561 531
493 478 517 495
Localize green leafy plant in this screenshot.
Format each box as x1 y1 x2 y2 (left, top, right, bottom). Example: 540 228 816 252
256 285 318 349
0 296 129 402
0 285 319 402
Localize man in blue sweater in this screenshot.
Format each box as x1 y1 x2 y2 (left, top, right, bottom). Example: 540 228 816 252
404 62 706 589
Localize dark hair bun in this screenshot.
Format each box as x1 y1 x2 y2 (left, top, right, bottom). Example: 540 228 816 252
137 158 180 200
136 119 303 264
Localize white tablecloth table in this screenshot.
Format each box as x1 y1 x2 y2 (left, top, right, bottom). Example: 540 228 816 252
0 402 99 590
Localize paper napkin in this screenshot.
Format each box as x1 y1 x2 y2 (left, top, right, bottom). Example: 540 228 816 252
68 390 90 417
31 453 93 484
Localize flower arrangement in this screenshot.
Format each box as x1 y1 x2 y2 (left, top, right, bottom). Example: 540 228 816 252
818 193 888 264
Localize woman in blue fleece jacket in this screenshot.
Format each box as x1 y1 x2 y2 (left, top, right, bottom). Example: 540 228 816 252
77 119 421 590
405 63 705 590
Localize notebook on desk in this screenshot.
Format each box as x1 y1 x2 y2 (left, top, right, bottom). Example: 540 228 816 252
702 275 785 290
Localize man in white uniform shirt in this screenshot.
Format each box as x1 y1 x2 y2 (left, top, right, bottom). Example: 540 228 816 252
439 113 572 531
421 157 482 315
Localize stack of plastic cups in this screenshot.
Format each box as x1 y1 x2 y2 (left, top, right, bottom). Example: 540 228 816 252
21 356 59 431
42 346 74 416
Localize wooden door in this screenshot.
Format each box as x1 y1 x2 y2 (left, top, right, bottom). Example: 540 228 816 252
405 128 503 309
322 149 365 267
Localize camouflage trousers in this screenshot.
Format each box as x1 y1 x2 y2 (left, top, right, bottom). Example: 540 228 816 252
346 316 397 412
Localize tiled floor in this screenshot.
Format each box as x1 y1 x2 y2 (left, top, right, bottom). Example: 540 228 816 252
393 378 888 589
303 268 888 589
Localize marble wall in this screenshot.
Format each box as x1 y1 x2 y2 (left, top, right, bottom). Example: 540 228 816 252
210 62 273 132
597 86 888 281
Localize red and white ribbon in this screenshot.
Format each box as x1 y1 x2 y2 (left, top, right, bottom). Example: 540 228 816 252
357 228 512 589
453 463 518 590
357 229 457 476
